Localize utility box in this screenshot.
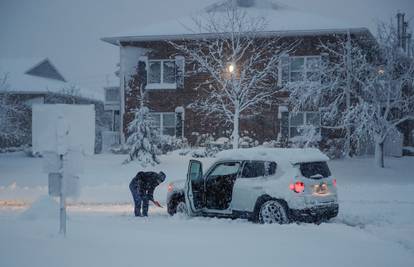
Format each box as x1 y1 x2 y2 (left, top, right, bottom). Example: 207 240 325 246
48 172 62 197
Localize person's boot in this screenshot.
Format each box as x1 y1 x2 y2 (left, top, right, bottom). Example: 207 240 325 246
134 206 141 217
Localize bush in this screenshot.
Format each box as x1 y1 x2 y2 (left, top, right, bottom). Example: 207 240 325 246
157 136 188 154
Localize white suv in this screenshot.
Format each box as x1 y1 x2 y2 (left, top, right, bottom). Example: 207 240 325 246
167 148 338 224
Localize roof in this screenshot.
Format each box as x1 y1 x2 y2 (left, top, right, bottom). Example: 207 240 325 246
215 147 329 165
102 0 370 46
0 58 67 92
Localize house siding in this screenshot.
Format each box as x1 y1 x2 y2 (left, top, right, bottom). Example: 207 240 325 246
120 33 366 145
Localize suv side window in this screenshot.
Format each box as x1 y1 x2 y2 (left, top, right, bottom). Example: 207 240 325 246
265 161 277 176
241 161 277 178
209 162 241 178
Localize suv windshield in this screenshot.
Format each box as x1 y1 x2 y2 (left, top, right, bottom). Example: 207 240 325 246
299 161 331 179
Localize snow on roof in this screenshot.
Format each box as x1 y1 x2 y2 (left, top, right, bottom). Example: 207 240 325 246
0 58 67 92
102 0 368 45
215 147 329 165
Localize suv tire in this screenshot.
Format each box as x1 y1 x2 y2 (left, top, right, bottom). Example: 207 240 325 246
258 200 290 224
167 193 185 216
175 201 188 215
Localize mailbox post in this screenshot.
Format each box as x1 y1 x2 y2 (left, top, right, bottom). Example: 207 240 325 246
36 105 92 236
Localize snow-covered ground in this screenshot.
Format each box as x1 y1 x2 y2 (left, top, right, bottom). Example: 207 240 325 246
1 151 414 267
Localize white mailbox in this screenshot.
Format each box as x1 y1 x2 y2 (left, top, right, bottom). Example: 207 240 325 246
33 104 93 235
32 104 95 156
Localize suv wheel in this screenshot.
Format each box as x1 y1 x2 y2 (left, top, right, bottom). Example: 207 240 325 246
258 200 289 224
176 201 188 215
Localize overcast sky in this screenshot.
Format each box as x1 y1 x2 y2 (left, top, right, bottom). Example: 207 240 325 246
0 0 413 99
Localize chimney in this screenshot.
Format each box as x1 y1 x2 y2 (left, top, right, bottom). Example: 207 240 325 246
396 12 411 54
396 13 404 48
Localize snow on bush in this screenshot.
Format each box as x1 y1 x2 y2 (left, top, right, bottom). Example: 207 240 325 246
157 135 188 154
0 74 31 149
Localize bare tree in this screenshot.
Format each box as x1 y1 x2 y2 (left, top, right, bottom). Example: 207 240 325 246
171 3 291 148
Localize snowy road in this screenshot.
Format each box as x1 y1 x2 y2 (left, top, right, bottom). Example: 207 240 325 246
1 205 413 267
1 152 414 266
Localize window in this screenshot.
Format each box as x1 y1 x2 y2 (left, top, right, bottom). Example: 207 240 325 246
151 112 176 136
289 56 321 82
289 112 320 138
209 162 241 177
241 161 277 178
147 59 176 89
105 87 120 102
189 161 203 181
299 161 331 179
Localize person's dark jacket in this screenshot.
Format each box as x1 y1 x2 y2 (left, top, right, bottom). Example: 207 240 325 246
129 171 162 201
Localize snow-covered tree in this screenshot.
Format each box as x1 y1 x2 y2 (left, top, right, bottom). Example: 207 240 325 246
125 83 160 166
288 20 414 167
287 32 370 157
171 2 292 148
0 73 30 148
345 21 414 167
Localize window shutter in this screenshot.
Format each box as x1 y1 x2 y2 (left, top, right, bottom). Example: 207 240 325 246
137 56 148 87
278 55 290 87
281 111 289 141
320 53 329 85
175 107 185 138
175 55 185 89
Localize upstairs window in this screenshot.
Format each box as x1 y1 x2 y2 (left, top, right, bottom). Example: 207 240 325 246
105 87 120 102
289 56 321 82
147 60 176 89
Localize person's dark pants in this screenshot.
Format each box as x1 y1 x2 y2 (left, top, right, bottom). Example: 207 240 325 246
129 184 149 216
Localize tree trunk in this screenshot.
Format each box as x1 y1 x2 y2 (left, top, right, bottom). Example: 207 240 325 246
374 139 385 168
344 30 352 158
232 107 240 149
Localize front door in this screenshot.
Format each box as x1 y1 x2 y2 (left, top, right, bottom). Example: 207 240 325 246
204 161 241 212
185 160 204 215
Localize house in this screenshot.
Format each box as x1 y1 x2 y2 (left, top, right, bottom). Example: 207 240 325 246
101 0 376 148
0 58 109 152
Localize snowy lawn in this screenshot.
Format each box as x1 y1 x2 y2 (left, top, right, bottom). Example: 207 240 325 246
1 151 414 267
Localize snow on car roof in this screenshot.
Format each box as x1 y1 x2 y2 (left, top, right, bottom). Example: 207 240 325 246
215 147 329 165
102 0 368 45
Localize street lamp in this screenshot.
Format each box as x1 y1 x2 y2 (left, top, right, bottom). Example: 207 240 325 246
228 63 235 73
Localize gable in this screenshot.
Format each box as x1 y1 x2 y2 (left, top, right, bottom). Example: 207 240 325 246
25 59 66 82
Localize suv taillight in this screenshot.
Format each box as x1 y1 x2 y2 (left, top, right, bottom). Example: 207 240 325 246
333 179 337 187
290 181 305 193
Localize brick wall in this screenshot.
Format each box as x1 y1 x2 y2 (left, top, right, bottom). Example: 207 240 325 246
121 33 361 145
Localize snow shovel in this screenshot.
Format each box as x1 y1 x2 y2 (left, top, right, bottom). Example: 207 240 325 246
151 200 163 208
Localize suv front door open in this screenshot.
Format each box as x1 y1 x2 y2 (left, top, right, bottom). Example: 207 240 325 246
205 161 241 210
185 160 204 214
